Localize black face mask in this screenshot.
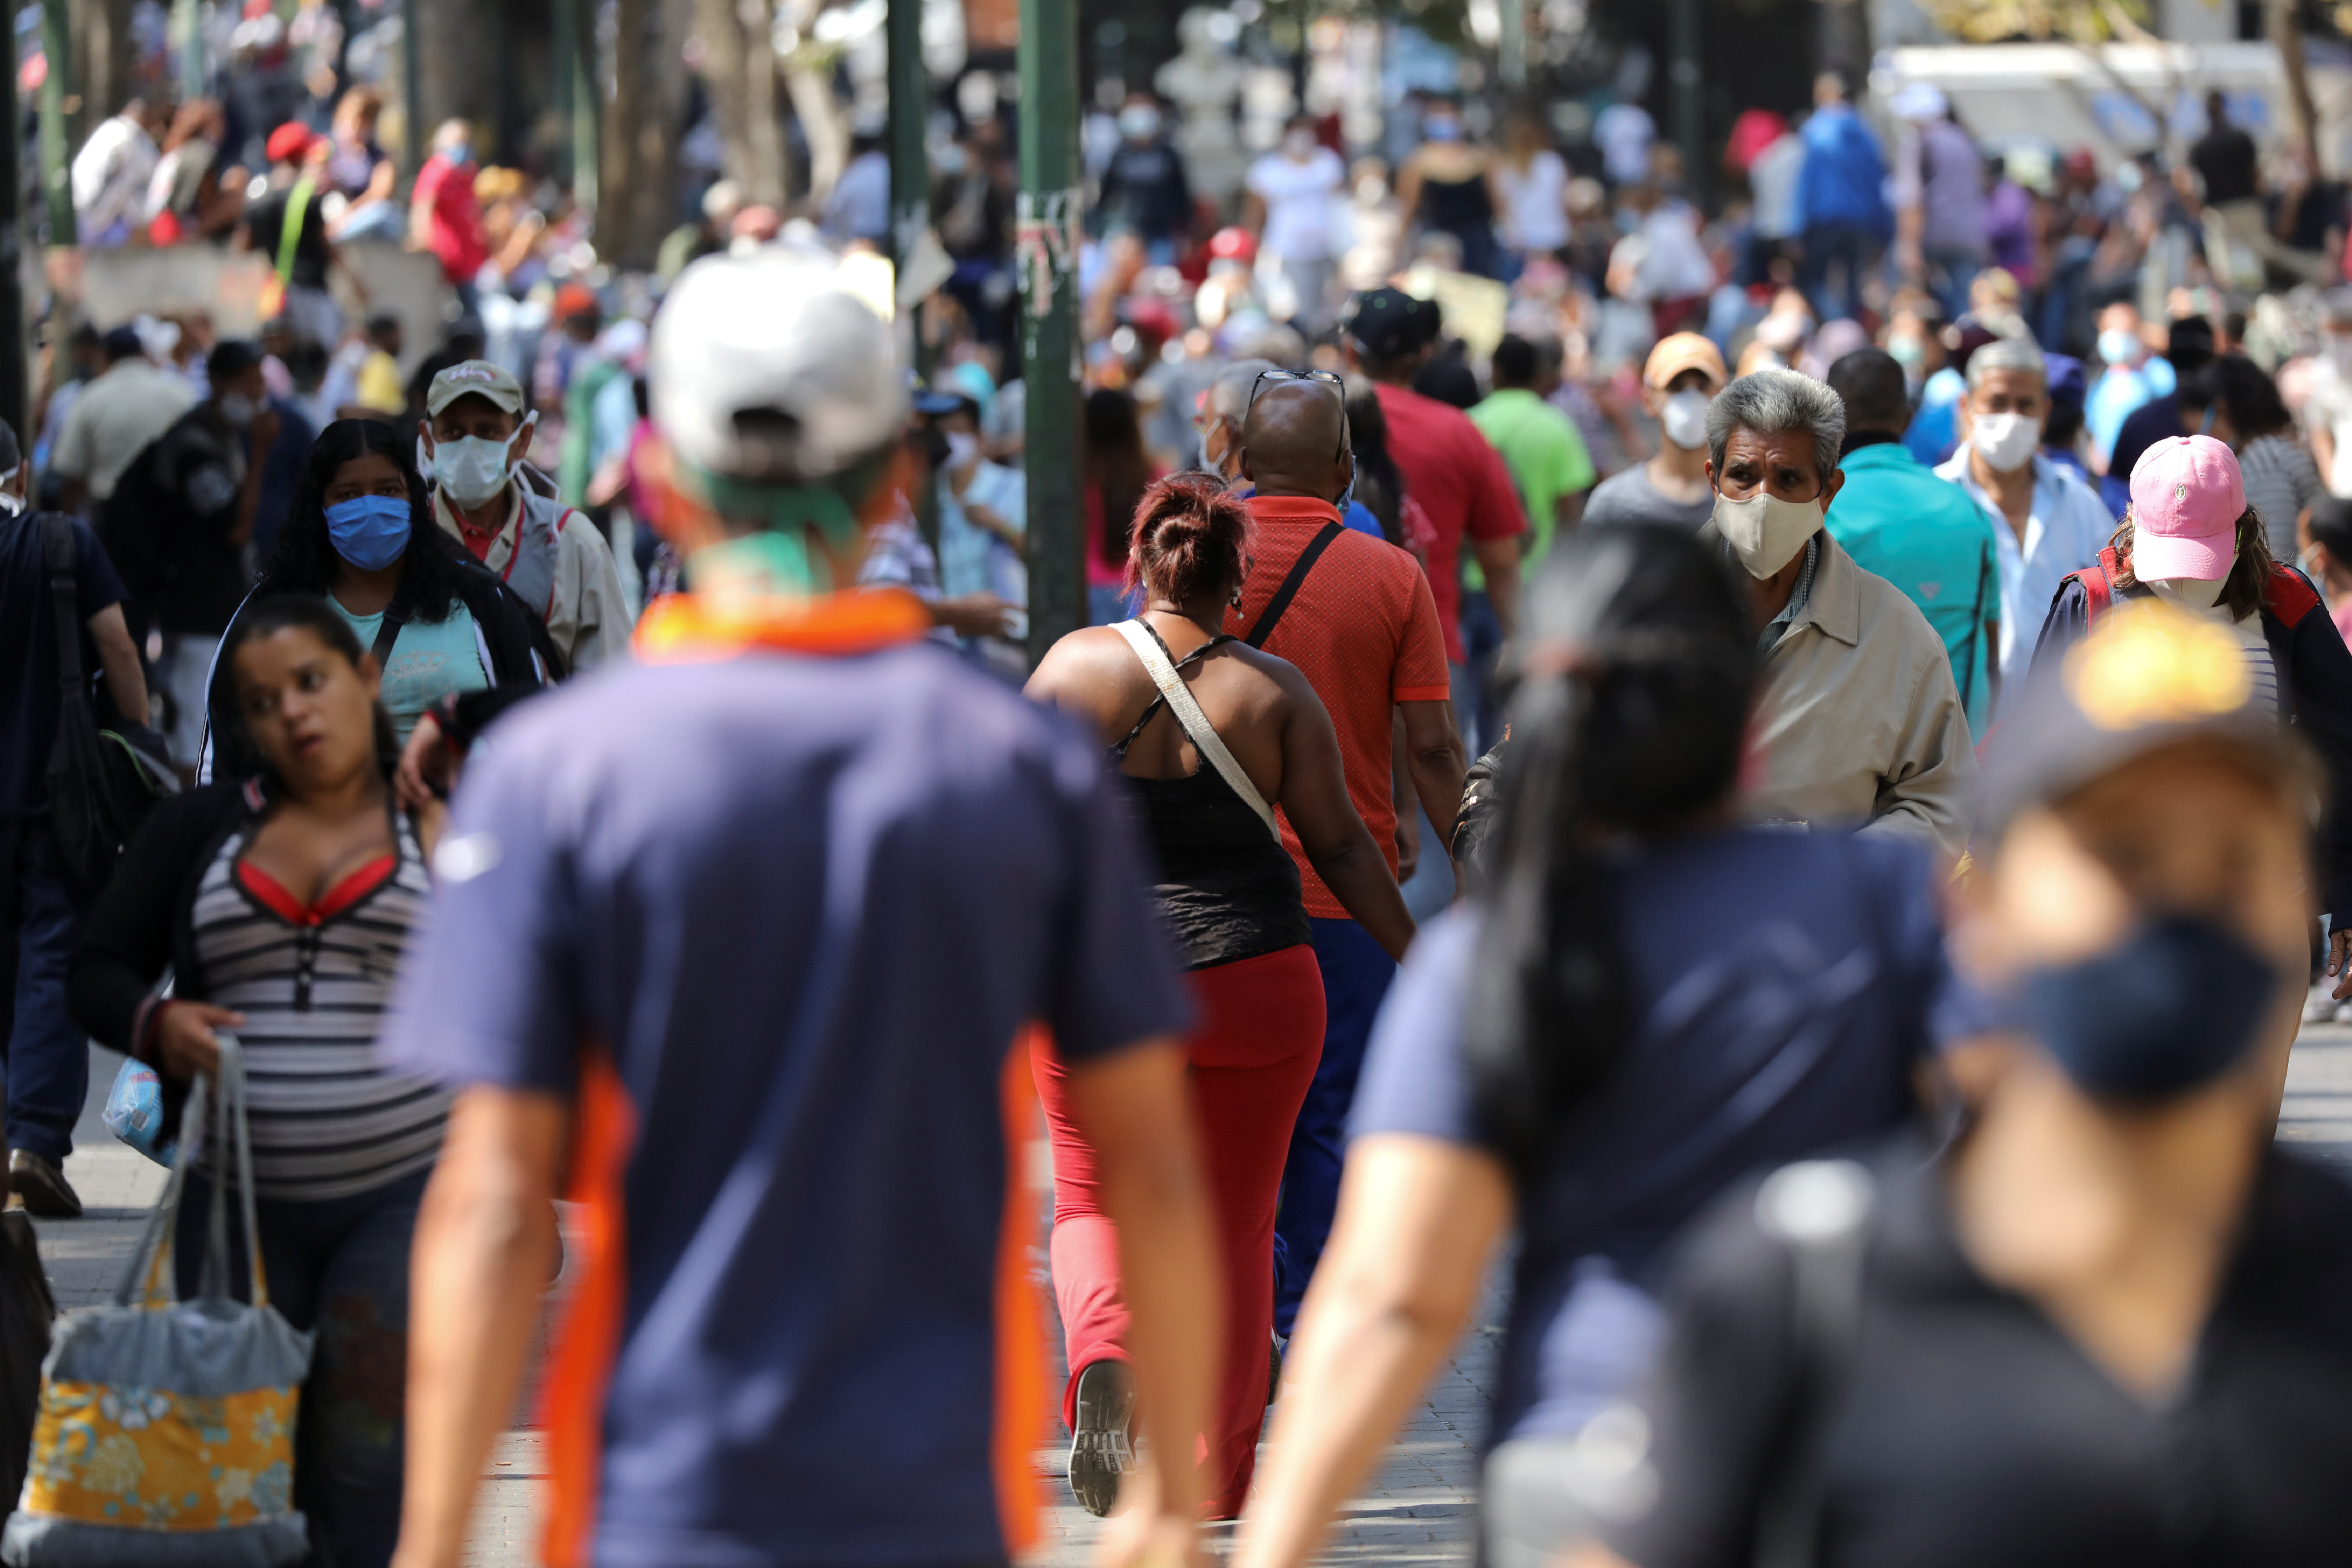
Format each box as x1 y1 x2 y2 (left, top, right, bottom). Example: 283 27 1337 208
2021 914 2283 1102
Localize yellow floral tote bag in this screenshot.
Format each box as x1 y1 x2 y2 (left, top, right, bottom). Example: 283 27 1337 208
1 1038 313 1566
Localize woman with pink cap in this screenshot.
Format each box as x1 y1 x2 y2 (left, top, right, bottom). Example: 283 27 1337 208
2033 432 2352 1022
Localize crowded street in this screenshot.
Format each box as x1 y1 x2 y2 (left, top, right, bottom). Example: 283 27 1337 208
12 0 2352 1566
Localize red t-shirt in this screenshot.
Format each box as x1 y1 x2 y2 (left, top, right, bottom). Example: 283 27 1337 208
1232 495 1452 919
414 153 489 286
1372 382 1528 663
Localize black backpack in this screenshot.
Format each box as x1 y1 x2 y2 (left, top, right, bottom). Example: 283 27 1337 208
41 514 175 895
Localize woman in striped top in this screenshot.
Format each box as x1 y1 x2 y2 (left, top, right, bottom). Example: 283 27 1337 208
71 594 453 1568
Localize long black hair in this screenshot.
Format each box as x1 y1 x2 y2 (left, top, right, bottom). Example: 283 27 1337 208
259 417 467 623
1343 387 1405 546
219 593 398 789
1462 526 1757 1176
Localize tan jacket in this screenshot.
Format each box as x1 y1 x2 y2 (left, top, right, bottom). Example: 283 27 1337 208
1740 530 1978 854
433 485 632 671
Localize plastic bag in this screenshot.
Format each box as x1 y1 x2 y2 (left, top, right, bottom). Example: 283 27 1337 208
100 1060 174 1168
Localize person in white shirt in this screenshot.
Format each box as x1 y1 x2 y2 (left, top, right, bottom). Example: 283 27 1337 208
54 327 198 512
1933 336 2113 718
72 103 160 246
1593 101 1655 188
1495 114 1569 261
2302 291 2352 497
1245 117 1349 333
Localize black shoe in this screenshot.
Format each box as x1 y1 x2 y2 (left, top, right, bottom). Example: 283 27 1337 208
1268 1329 1286 1406
10 1152 81 1219
1067 1359 1136 1518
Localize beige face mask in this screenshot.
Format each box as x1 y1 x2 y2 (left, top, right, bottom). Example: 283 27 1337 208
1712 489 1822 579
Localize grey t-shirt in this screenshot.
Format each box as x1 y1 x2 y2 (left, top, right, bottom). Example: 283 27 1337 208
1583 461 1717 531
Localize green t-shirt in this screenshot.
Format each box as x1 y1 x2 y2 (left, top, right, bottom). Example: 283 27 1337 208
331 595 492 742
1467 389 1597 586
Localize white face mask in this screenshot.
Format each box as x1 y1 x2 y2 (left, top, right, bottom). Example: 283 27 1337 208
1713 488 1822 579
945 431 979 470
0 464 20 516
1284 128 1316 158
2146 573 2230 610
1660 390 1710 451
2329 334 2352 376
434 428 522 509
219 393 258 428
1970 409 2040 473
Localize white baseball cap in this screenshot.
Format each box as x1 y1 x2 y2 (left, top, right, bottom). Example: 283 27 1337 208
651 251 909 486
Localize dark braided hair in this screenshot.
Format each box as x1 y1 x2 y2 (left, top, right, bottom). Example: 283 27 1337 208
1463 526 1756 1176
258 417 468 623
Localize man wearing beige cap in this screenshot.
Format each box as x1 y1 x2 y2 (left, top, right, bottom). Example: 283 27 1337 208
420 359 630 668
1583 332 1726 530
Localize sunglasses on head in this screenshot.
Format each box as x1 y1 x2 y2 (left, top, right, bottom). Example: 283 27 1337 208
1246 369 1351 462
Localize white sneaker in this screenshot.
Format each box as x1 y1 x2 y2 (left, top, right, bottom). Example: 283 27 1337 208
2309 983 2350 1025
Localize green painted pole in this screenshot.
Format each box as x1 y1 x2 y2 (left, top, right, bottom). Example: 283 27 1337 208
0 4 25 442
38 0 71 245
1018 0 1081 667
175 0 205 104
401 0 422 170
552 0 574 183
886 0 929 374
571 0 598 218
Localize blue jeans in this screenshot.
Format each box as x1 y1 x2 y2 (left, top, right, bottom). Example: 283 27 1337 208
1271 917 1399 1335
0 822 89 1164
178 1166 431 1568
1800 222 1876 323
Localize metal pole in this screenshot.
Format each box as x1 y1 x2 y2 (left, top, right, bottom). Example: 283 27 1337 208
401 0 424 170
572 0 599 218
38 0 71 245
1667 0 1702 205
1498 0 1524 93
886 0 929 373
552 0 575 184
174 0 204 104
0 5 25 442
1018 0 1080 666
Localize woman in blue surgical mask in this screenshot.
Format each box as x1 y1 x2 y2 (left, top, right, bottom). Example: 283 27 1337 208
1541 602 2352 1568
197 419 563 782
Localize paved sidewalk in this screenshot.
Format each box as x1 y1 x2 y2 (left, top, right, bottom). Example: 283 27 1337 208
28 1024 2352 1567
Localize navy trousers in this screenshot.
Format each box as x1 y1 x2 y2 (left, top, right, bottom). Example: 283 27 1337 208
1272 916 1400 1335
0 821 89 1164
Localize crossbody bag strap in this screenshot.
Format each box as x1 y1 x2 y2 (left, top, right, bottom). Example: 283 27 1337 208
275 173 316 286
1111 619 1281 841
369 601 409 670
1242 520 1345 649
43 514 81 694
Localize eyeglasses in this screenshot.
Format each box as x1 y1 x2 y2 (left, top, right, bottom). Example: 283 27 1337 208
1246 369 1351 462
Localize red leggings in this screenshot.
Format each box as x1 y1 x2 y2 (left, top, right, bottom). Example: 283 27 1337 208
1031 942 1325 1518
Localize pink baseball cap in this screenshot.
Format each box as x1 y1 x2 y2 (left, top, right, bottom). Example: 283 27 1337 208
2129 434 2245 581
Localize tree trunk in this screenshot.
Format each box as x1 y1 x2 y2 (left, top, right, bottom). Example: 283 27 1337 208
601 0 685 265
2267 0 2318 153
72 0 133 118
738 0 786 204
411 0 498 147
693 0 783 206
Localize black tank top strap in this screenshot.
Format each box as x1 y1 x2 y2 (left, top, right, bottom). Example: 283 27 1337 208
1105 627 1239 763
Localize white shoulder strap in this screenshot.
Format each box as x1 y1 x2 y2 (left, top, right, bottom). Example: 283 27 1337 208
1112 620 1281 842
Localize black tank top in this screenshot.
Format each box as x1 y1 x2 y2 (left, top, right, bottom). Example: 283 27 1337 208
1109 629 1312 971
1423 171 1494 233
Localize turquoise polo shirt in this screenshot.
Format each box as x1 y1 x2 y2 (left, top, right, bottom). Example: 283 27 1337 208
1826 438 2002 738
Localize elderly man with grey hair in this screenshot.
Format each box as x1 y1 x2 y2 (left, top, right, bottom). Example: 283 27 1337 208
1934 334 2113 717
1702 366 1977 852
1200 357 1283 481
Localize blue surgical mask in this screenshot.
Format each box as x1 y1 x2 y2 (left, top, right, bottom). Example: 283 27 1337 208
2097 328 2139 367
324 494 414 572
2021 914 2283 1102
1425 117 1463 143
